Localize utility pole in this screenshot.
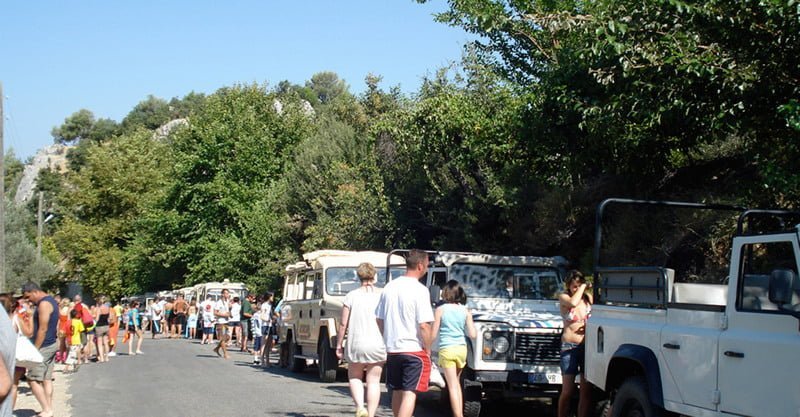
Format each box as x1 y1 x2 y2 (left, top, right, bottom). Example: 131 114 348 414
37 191 43 260
0 82 5 293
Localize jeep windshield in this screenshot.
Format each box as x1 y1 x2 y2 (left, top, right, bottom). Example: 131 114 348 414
326 266 406 296
449 264 561 300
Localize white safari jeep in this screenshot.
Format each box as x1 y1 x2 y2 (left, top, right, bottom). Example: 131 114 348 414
278 250 405 382
402 251 568 417
586 199 800 417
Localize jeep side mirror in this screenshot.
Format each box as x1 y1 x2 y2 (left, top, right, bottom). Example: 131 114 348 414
768 269 795 305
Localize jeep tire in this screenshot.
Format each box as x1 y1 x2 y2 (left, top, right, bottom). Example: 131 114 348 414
462 377 482 417
611 376 660 417
288 334 306 373
318 333 337 383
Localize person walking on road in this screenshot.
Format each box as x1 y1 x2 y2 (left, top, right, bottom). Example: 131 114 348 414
126 301 145 356
94 295 115 363
172 294 189 339
336 262 386 417
557 270 593 417
432 280 477 417
200 294 215 345
212 289 232 359
187 302 198 340
258 292 276 366
375 249 435 417
148 298 162 339
239 294 254 352
22 282 60 417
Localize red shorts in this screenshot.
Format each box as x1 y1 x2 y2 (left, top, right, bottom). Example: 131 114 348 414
386 351 431 392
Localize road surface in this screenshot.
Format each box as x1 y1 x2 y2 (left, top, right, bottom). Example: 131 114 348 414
69 336 553 416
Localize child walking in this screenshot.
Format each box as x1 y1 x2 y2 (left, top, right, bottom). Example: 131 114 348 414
432 280 477 417
65 309 85 371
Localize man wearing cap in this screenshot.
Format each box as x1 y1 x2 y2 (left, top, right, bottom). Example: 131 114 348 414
22 282 59 417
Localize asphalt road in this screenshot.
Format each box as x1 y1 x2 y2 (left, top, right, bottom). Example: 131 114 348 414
70 336 555 416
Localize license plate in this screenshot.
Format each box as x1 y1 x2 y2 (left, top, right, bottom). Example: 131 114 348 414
527 372 561 384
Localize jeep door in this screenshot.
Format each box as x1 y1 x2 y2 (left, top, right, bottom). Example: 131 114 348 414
718 235 800 417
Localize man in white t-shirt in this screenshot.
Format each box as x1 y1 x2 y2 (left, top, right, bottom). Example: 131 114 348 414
149 299 162 338
212 289 232 359
375 249 434 417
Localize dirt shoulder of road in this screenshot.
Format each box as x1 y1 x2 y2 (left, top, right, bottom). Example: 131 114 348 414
14 366 72 417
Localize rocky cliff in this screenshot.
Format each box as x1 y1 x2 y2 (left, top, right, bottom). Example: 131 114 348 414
14 144 71 205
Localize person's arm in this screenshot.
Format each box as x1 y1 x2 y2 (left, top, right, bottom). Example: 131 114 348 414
19 312 34 338
109 307 117 325
419 322 433 354
465 308 477 339
431 306 443 343
0 355 11 400
335 305 350 359
376 318 384 335
560 283 589 308
34 301 54 349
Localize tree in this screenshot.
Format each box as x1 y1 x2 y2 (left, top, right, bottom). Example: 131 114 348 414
51 109 96 144
150 84 315 287
121 95 171 132
4 198 57 290
53 129 170 297
306 72 349 105
284 116 396 250
423 0 800 203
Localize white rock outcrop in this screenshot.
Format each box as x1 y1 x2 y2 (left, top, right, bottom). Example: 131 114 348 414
14 144 71 205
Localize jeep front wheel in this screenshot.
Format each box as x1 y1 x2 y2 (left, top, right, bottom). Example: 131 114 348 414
611 377 660 417
462 377 482 417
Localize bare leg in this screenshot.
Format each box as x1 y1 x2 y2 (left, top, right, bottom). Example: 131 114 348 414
558 375 577 417
391 389 417 417
28 380 53 416
348 363 366 410
578 374 593 417
12 367 25 408
443 365 464 417
136 330 144 353
365 363 383 417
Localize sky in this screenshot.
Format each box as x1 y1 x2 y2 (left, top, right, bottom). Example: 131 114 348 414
1 1 471 160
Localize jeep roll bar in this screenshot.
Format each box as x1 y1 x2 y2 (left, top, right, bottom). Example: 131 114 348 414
593 198 800 306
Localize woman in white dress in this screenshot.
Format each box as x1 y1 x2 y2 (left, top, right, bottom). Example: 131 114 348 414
335 263 387 417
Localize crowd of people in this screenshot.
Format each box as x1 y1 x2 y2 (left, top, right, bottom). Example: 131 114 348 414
0 252 594 417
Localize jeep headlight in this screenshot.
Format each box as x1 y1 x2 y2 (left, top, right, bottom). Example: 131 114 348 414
482 330 511 361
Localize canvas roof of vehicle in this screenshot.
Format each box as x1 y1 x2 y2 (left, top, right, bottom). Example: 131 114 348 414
437 252 569 268
301 250 405 270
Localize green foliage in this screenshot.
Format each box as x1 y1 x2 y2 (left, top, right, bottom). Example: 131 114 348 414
121 95 171 132
51 109 97 144
152 84 315 287
306 71 350 105
4 199 57 291
53 129 170 298
285 117 396 251
4 151 24 198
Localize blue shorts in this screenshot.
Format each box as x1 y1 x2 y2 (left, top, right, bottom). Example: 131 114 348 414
203 326 214 335
560 342 584 375
386 351 431 392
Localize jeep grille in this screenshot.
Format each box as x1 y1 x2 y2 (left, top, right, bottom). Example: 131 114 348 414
514 332 561 365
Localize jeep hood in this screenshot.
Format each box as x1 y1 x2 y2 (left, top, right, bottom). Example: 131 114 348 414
471 310 562 329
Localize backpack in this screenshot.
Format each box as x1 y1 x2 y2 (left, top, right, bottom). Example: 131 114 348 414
79 305 94 327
